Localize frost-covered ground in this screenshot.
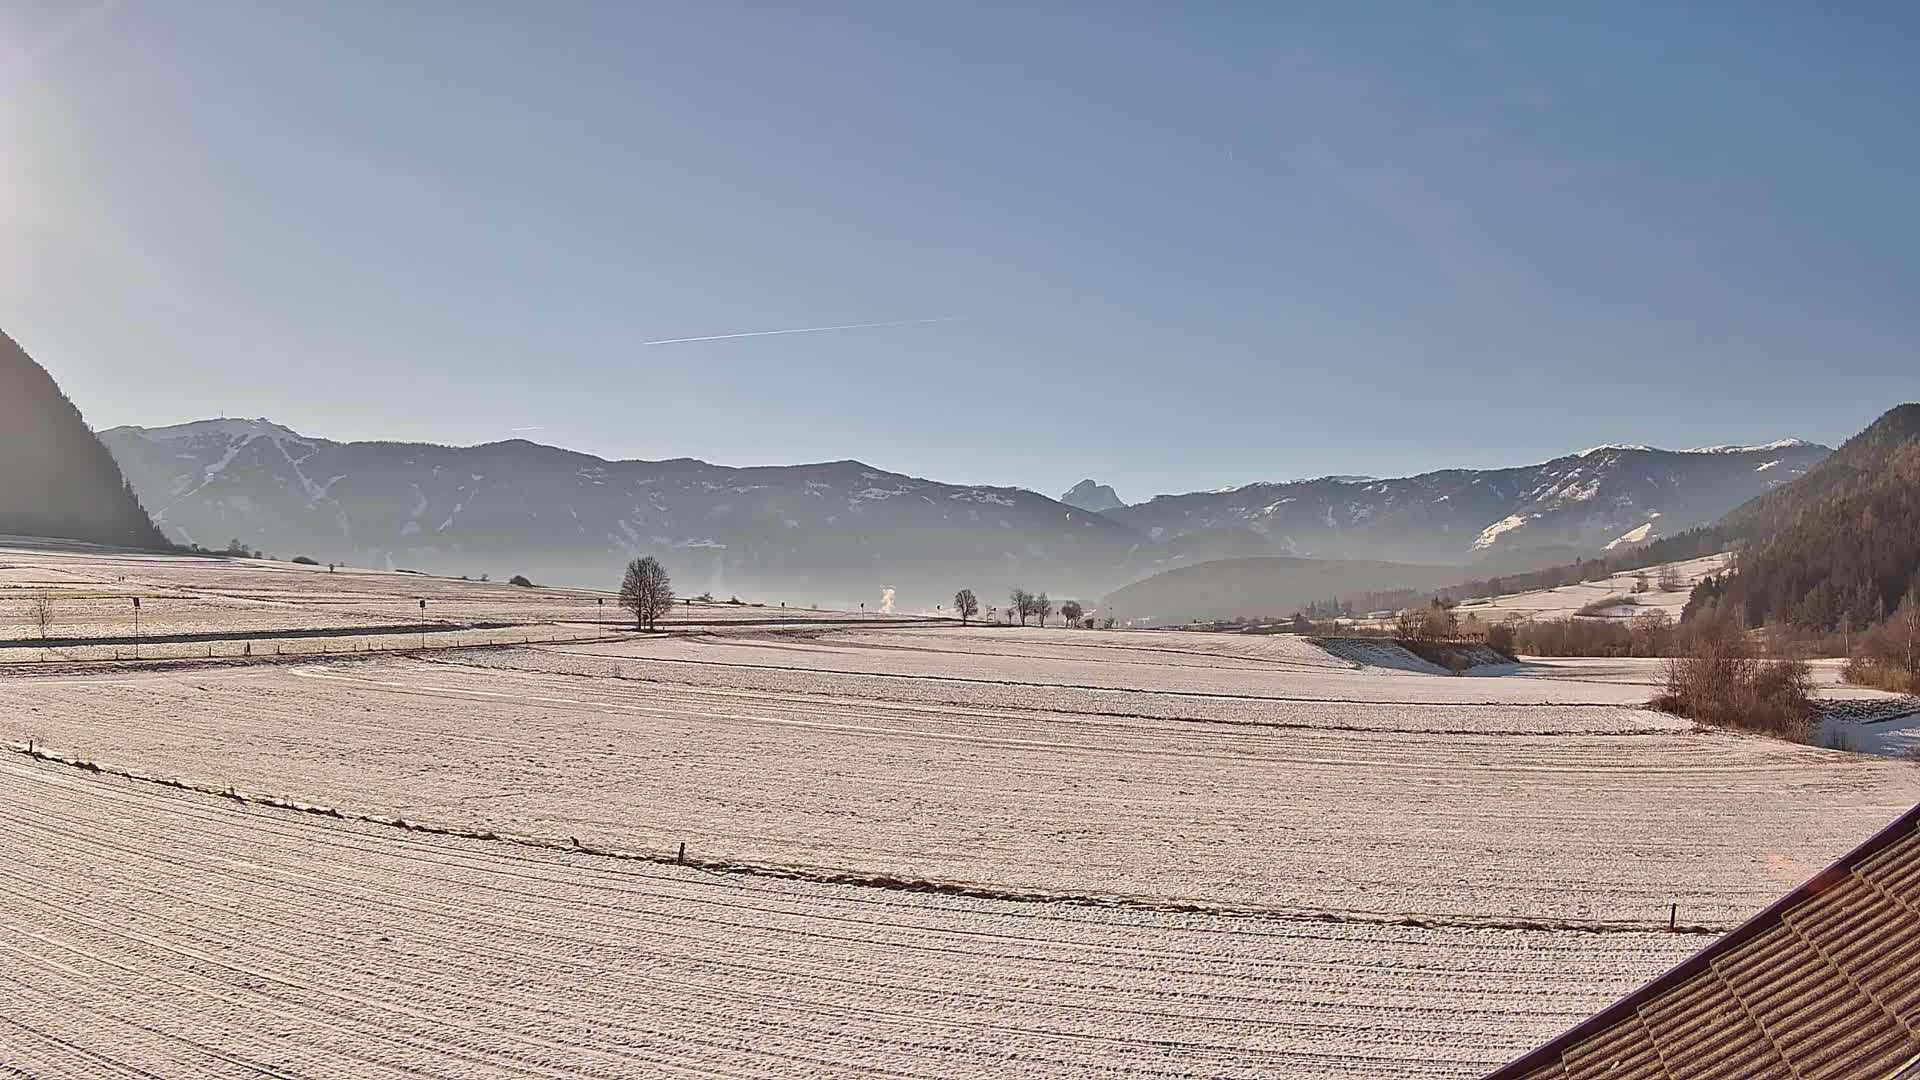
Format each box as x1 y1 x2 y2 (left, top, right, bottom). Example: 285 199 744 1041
0 756 1696 1079
8 628 1918 930
548 628 1667 705
3 552 1919 1078
0 541 919 654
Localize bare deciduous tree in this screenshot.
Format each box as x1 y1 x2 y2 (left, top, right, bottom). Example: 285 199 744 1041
1035 592 1053 627
1009 588 1031 626
30 597 54 641
1894 586 1920 685
619 557 674 631
1908 591 1920 680
1657 563 1685 593
953 589 979 625
1629 609 1673 658
1059 600 1084 627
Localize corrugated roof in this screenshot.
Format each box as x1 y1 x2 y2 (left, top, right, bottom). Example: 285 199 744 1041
1485 804 1920 1080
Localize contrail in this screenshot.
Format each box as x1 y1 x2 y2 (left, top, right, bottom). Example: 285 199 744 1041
641 316 964 347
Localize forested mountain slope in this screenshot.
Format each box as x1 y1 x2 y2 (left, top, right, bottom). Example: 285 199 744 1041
0 330 167 549
1686 404 1920 630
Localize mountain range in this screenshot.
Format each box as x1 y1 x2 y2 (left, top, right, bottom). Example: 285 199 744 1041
101 418 1827 607
1098 440 1828 565
100 419 1141 607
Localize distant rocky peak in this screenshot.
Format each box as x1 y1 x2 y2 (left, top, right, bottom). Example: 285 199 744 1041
1061 479 1124 513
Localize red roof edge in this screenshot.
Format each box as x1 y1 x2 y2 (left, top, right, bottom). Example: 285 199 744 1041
1482 801 1920 1079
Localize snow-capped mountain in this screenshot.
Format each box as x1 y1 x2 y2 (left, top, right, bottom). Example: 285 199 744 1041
1060 479 1124 514
100 420 1145 607
101 419 1830 603
1100 441 1830 565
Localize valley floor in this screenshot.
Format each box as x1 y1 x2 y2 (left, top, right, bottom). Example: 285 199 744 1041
3 545 1919 1077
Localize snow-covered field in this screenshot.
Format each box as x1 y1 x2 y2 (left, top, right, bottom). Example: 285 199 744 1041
0 755 1696 1079
1450 552 1732 624
2 547 1918 1077
0 540 919 657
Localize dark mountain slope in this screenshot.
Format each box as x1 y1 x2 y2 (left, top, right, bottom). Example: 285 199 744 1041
1103 556 1465 626
0 330 167 549
1686 404 1920 630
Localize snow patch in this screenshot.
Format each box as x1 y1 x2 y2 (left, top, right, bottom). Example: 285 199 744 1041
1472 514 1533 550
1684 439 1811 454
1604 522 1655 550
950 491 1015 507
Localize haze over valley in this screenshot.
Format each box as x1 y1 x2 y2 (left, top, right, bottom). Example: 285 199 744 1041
4 4 1920 1078
101 414 1826 614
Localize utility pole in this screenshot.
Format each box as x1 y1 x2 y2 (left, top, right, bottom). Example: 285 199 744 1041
132 596 141 659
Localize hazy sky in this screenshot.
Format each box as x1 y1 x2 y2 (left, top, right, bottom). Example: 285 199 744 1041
4 2 1917 500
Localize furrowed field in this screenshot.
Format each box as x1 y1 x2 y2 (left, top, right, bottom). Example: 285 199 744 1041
4 542 1918 1077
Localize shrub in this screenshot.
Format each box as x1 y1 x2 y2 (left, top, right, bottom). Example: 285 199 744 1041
291 555 319 566
1511 618 1631 657
509 574 534 587
1576 595 1633 617
1484 622 1517 659
1653 614 1815 741
1393 598 1459 641
1844 594 1920 693
1845 656 1918 694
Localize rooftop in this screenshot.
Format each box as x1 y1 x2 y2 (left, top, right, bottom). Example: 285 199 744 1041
1486 803 1920 1080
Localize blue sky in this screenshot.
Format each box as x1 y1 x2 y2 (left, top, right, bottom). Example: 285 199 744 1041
3 2 1916 500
